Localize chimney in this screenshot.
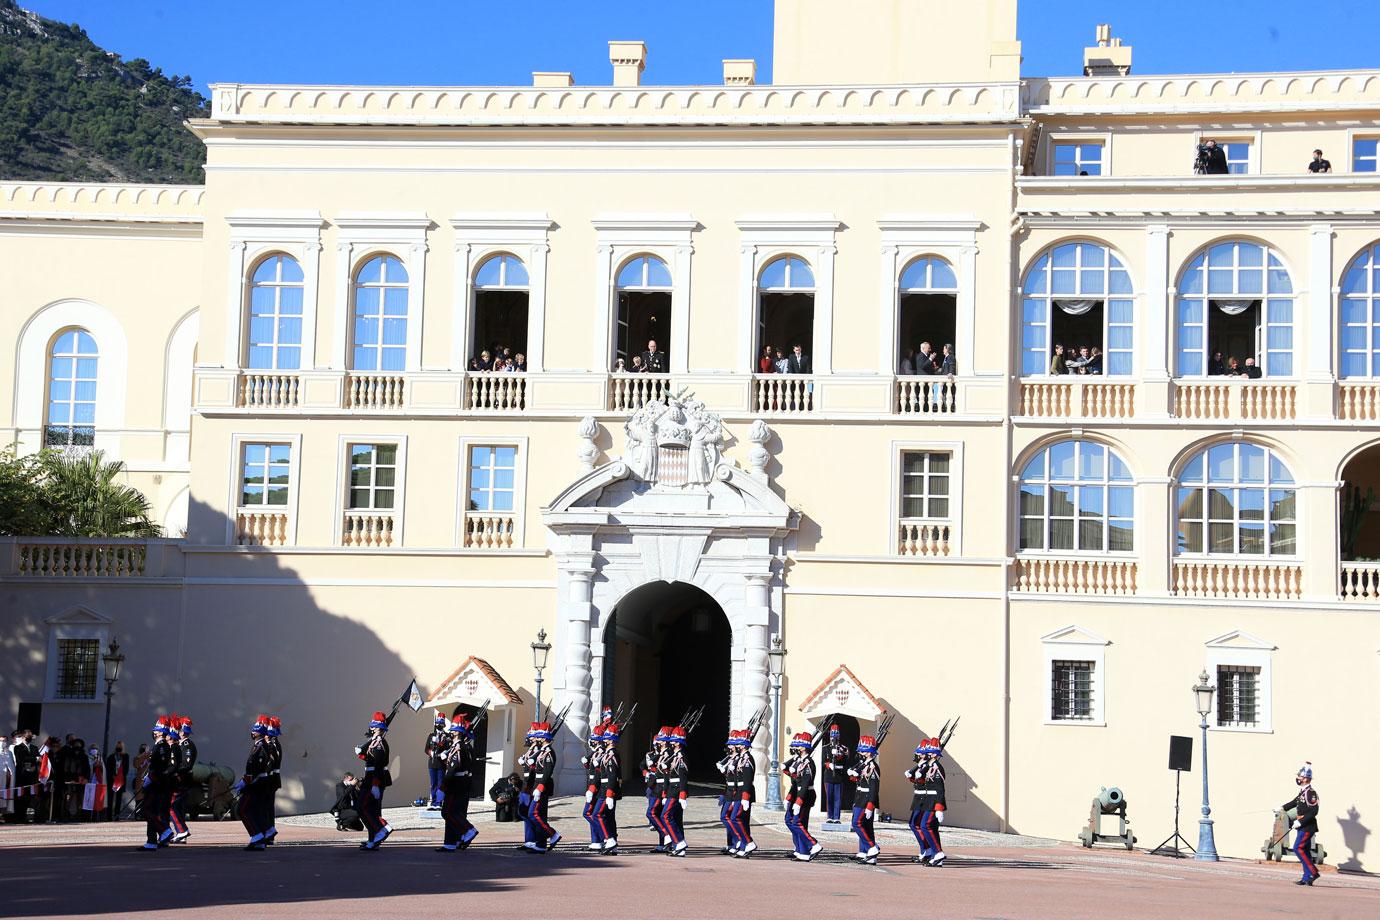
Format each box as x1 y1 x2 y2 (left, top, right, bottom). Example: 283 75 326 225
609 41 647 87
533 72 574 88
723 59 757 86
1083 24 1132 76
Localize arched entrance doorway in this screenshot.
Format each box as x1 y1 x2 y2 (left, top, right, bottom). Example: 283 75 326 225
602 581 731 784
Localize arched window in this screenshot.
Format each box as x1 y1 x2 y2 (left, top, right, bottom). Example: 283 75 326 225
1340 242 1380 378
247 254 304 370
897 256 958 374
472 254 529 370
1176 442 1296 556
1021 242 1134 377
758 256 815 369
351 255 409 372
615 255 672 371
1019 440 1134 553
46 329 99 447
1176 241 1293 378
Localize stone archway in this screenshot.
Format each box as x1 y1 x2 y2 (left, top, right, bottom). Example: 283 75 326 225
542 396 793 793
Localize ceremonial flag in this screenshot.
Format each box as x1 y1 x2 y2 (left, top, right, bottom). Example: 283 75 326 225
404 678 424 713
82 759 106 814
37 745 50 785
112 757 126 793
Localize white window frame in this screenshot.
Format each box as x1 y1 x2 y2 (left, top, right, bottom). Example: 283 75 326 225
1339 242 1380 379
1205 631 1275 734
1174 442 1298 559
227 433 303 546
1017 439 1136 555
45 328 99 448
890 440 964 555
1345 130 1379 174
1041 625 1108 727
1193 131 1261 175
335 434 409 545
878 216 981 379
451 214 554 373
593 215 696 374
1173 240 1295 379
1018 240 1138 379
1047 133 1111 177
737 215 840 374
245 254 307 371
224 211 324 370
43 606 111 704
348 254 411 373
332 213 429 373
456 436 529 549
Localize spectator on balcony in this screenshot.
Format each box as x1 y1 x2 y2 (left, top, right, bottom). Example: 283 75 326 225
760 345 777 374
787 344 812 375
501 346 513 365
1225 356 1243 376
1309 149 1332 174
939 343 956 377
899 347 915 376
1200 139 1229 175
1066 346 1092 373
1048 344 1068 376
916 342 940 375
1243 357 1263 379
641 340 668 374
629 355 646 373
1083 346 1103 375
1208 351 1226 376
513 353 527 372
476 350 494 371
499 358 517 372
613 358 626 373
774 348 790 375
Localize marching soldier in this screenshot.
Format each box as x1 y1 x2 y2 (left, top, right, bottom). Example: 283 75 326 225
726 729 757 858
784 731 822 861
436 714 478 852
1284 762 1321 886
583 723 607 850
425 712 449 809
822 724 849 823
905 737 947 866
234 715 272 851
715 731 739 854
358 711 394 850
595 722 623 853
167 716 197 843
521 721 561 853
847 735 881 864
263 716 283 845
645 728 671 851
659 726 690 856
138 715 175 851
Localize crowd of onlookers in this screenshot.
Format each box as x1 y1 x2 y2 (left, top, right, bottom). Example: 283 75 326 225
899 342 956 377
757 344 813 375
2 728 140 823
468 345 527 372
1046 344 1105 375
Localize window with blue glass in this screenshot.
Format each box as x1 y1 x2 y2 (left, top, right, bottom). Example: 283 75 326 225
1052 142 1104 176
1175 241 1292 377
1018 441 1134 553
1176 442 1295 556
758 255 816 362
240 443 292 507
352 255 409 372
1222 142 1252 175
468 445 517 512
1353 137 1378 173
1020 242 1134 377
247 254 304 370
46 328 98 447
1340 242 1380 378
615 255 672 369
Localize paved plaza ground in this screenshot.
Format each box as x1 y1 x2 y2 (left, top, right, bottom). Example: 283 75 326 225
2 796 1376 919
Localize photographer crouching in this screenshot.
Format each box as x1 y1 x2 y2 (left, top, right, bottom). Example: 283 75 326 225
1195 139 1230 175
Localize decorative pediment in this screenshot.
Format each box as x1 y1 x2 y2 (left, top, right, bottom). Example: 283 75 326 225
799 664 885 722
623 390 724 488
1040 625 1111 646
44 605 112 626
1204 630 1276 651
543 459 792 525
425 656 522 709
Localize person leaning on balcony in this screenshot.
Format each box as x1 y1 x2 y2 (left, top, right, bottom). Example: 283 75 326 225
774 348 790 374
641 340 667 374
787 344 812 375
477 349 493 371
760 345 777 374
1083 346 1102 375
1225 356 1243 376
1048 344 1068 375
629 355 646 373
939 343 956 377
513 353 527 372
1243 357 1263 379
1308 149 1332 173
1208 351 1226 375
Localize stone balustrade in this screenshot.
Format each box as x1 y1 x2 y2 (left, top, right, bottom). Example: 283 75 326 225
466 372 527 412
1173 381 1296 421
341 511 396 548
1020 380 1137 419
752 374 815 415
895 377 957 415
17 541 146 577
1339 562 1380 600
463 512 517 550
240 372 301 409
1171 559 1302 600
896 521 952 556
1013 556 1138 594
346 373 407 410
236 510 291 547
608 373 673 412
1337 384 1380 421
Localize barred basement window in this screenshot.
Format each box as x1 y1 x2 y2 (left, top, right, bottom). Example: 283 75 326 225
1051 660 1095 721
1216 664 1261 727
55 638 99 700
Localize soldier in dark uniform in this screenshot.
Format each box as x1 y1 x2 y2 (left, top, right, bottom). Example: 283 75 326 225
645 728 671 851
595 722 623 853
436 715 478 852
358 711 394 850
715 730 740 854
905 737 947 866
234 715 272 850
847 734 881 864
168 716 197 843
822 724 849 823
138 715 175 851
425 712 448 809
730 729 758 858
521 721 561 853
263 716 283 845
784 731 822 861
1284 762 1321 886
582 722 606 850
660 725 690 857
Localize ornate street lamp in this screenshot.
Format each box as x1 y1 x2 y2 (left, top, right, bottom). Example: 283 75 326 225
1193 669 1219 861
100 637 125 759
531 629 552 721
765 636 787 810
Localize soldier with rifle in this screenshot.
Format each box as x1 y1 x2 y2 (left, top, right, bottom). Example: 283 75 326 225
905 736 947 867
1283 762 1322 887
821 723 849 823
715 729 740 854
595 721 623 853
659 724 691 857
436 714 479 852
645 727 672 851
582 722 607 850
357 711 394 850
263 716 283 845
521 712 564 853
138 715 176 851
167 715 197 844
232 715 272 851
784 730 823 861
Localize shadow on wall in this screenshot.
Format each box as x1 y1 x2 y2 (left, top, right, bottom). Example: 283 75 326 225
871 701 1003 832
1337 805 1371 873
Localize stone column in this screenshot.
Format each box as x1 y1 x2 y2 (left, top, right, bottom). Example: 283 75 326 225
554 562 595 788
743 573 772 802
1141 225 1172 417
1303 223 1336 420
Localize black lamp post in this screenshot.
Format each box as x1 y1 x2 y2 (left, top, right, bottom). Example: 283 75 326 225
100 637 125 759
531 629 552 721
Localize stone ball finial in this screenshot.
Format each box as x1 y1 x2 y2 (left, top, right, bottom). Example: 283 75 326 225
747 419 771 480
577 416 600 471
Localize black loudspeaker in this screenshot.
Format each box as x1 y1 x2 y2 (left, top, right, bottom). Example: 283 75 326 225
1168 735 1193 772
17 702 42 735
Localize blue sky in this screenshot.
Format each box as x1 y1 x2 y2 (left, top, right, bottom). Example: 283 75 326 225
23 1 1380 95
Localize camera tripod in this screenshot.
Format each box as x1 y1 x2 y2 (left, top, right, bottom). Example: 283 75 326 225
1151 768 1195 858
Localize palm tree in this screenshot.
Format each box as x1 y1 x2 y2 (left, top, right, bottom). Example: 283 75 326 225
38 450 161 538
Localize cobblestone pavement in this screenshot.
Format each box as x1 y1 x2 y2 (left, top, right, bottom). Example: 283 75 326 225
2 796 1375 919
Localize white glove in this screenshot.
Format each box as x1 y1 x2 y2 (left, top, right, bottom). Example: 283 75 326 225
904 769 914 780
585 790 594 804
864 807 874 820
370 785 381 800
936 811 945 824
232 780 244 794
603 797 614 811
791 802 801 816
532 789 542 803
581 756 589 766
740 799 750 813
1292 819 1302 829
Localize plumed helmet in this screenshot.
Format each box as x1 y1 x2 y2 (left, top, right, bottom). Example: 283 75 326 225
602 723 621 743
829 724 840 737
857 735 877 754
588 724 606 744
668 726 687 746
655 725 672 744
153 715 173 735
368 711 389 731
1298 761 1313 781
266 716 281 737
789 732 813 750
251 714 270 735
178 716 194 736
449 715 473 737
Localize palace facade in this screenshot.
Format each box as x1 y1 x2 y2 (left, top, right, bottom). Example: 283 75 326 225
4 0 1380 867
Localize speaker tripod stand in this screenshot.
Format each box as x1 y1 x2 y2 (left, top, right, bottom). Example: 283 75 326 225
1151 769 1195 858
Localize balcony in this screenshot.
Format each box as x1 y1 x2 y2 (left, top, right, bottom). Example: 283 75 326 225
1338 383 1380 421
896 520 953 557
1 538 182 579
1339 562 1380 600
1012 556 1138 595
239 372 301 408
345 373 407 410
462 511 516 549
1171 558 1302 600
236 509 291 546
895 377 957 415
608 373 673 412
1173 380 1297 421
465 372 527 413
341 511 396 548
751 374 815 415
1018 380 1136 419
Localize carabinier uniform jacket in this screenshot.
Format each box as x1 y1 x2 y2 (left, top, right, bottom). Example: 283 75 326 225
908 760 946 813
599 749 622 800
728 750 757 803
173 736 198 790
527 746 556 797
362 737 392 789
665 752 689 800
149 736 176 791
850 757 881 810
584 745 601 796
652 749 671 800
426 729 449 771
242 738 270 790
642 750 659 795
443 739 474 797
823 742 850 783
266 736 281 793
1284 786 1320 834
786 753 816 806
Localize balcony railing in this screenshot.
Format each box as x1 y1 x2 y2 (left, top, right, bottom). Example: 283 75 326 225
752 374 815 415
1338 383 1380 421
346 373 407 410
463 512 516 549
608 373 673 412
1019 380 1136 419
1171 559 1302 600
897 520 952 556
236 509 291 546
1339 562 1380 600
466 372 526 412
341 511 396 548
895 377 956 415
1173 381 1296 421
240 372 301 409
1012 556 1138 595
17 541 147 577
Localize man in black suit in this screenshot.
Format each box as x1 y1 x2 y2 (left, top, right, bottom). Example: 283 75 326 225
787 344 812 375
105 741 130 821
1200 139 1229 175
331 772 363 831
916 342 940 375
640 340 668 374
938 343 957 376
10 730 38 823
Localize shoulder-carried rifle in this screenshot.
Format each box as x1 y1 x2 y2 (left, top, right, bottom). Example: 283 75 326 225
873 712 898 749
